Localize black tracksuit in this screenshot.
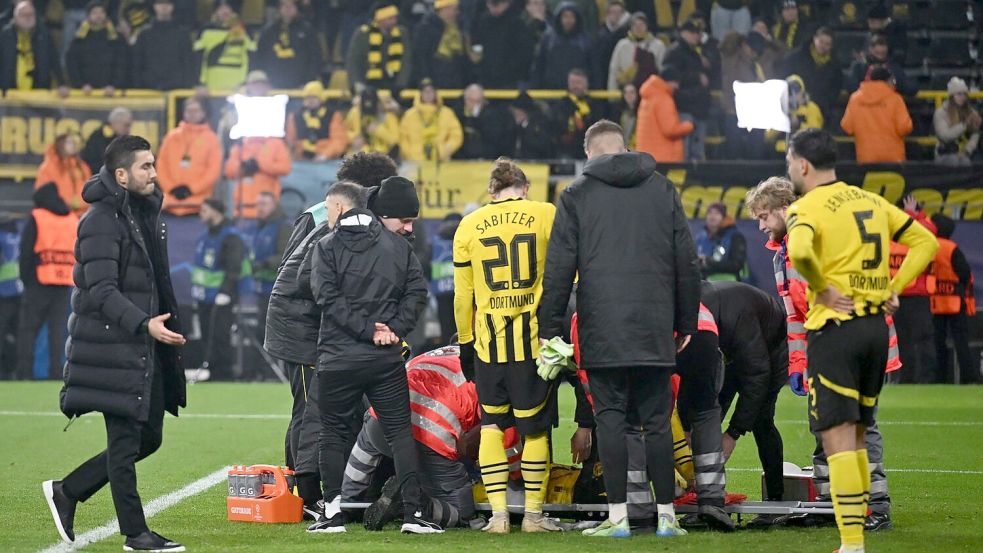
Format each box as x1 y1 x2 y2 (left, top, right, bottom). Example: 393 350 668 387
302 208 427 514
700 280 788 500
60 169 184 538
539 151 701 506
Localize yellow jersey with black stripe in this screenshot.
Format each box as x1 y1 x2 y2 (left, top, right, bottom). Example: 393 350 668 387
453 198 556 363
786 181 938 331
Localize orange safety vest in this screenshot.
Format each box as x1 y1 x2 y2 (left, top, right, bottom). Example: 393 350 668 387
931 238 976 316
889 241 936 297
32 208 78 286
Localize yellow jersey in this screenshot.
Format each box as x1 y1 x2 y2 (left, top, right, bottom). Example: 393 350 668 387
786 181 938 330
453 198 556 363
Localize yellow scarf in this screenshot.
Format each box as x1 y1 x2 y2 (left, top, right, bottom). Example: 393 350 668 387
810 44 830 66
15 30 34 90
365 25 403 82
773 20 798 50
567 93 591 133
754 61 765 81
76 20 119 40
435 21 463 61
274 23 296 59
300 106 329 155
417 103 440 159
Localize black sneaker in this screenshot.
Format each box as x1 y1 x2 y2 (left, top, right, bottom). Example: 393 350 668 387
303 500 324 521
785 512 836 527
401 511 444 534
746 513 789 529
42 480 76 543
698 504 736 532
864 512 893 532
307 513 347 534
364 476 403 531
123 531 185 552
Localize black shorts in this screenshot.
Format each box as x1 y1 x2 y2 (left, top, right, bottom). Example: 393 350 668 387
806 316 888 433
475 357 555 435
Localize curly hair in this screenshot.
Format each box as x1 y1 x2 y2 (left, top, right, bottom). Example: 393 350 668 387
336 152 398 189
488 157 528 196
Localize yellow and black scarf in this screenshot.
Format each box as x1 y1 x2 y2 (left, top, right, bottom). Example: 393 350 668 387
274 23 296 59
365 25 403 83
435 21 463 61
773 20 799 50
76 20 119 40
296 106 332 158
15 30 34 90
810 44 831 66
567 93 591 133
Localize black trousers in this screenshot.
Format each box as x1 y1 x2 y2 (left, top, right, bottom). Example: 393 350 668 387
0 295 20 380
895 296 937 383
588 366 675 505
61 368 165 537
16 284 69 380
318 361 423 516
934 312 978 384
198 302 233 380
285 362 316 469
435 292 456 345
718 360 785 501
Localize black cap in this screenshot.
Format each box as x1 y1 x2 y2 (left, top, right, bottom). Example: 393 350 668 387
371 176 420 219
203 198 226 215
679 19 700 33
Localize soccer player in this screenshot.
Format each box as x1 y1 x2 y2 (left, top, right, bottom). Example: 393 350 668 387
783 129 937 553
746 176 901 530
453 157 559 533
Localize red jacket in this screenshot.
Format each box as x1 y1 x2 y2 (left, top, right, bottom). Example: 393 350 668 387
768 235 900 382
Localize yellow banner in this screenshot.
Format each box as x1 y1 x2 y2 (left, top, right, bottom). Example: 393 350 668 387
415 161 550 219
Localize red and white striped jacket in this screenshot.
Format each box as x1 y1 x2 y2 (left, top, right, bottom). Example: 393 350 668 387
768 236 900 382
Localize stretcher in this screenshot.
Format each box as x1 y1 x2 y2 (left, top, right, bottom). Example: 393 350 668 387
339 501 835 518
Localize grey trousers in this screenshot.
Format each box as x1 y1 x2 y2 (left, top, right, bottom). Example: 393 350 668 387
811 405 890 514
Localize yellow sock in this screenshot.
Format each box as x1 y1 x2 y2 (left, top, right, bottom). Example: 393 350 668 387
479 427 509 513
520 432 550 514
857 448 871 515
671 409 695 483
829 450 866 548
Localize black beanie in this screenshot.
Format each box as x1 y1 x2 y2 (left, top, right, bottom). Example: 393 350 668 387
371 176 419 218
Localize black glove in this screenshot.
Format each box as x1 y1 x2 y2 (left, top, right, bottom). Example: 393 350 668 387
459 341 476 381
170 185 192 200
241 158 260 177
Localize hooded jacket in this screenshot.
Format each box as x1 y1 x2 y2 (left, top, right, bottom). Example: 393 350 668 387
303 208 428 370
157 121 222 216
636 75 694 163
539 152 701 369
662 40 712 118
65 22 128 88
531 2 594 89
399 95 464 162
700 281 787 438
19 182 77 289
35 143 92 215
61 169 185 422
841 79 912 163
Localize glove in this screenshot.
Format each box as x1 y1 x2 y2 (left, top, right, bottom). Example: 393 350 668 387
170 185 192 200
459 341 475 381
214 293 232 306
400 341 412 362
789 372 807 396
241 158 260 177
536 337 575 381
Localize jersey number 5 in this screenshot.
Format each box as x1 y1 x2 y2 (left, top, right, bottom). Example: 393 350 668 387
852 210 883 270
479 234 538 291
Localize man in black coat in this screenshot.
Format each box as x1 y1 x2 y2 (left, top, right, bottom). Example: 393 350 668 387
662 19 712 161
453 84 511 160
548 68 606 159
509 92 553 159
470 0 535 89
81 107 133 173
700 280 788 523
252 0 323 89
65 2 129 94
129 0 195 90
778 26 843 122
302 180 441 534
539 120 701 536
0 0 63 91
43 136 187 552
411 0 469 89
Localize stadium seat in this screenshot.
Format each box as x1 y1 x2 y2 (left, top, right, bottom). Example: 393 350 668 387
905 32 932 67
927 33 976 67
927 0 975 29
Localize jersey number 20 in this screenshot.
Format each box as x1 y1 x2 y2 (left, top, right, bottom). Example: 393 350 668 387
480 234 538 291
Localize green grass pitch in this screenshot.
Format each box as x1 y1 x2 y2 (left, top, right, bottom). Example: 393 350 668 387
2 381 981 552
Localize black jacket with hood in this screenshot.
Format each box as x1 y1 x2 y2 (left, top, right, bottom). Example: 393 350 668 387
303 208 427 370
700 280 787 438
531 2 594 89
19 183 71 289
539 152 701 369
61 169 185 422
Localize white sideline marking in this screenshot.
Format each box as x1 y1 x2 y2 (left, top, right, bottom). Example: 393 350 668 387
5 411 983 426
38 466 230 553
726 467 983 476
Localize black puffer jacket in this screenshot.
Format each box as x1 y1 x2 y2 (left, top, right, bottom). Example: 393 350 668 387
303 208 427 370
264 221 331 365
700 280 787 437
62 169 185 421
539 152 701 369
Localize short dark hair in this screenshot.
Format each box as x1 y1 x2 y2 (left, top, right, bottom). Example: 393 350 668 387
869 66 893 82
105 135 152 173
788 128 837 170
583 119 625 150
568 67 588 80
326 180 368 209
814 26 833 39
337 152 398 189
